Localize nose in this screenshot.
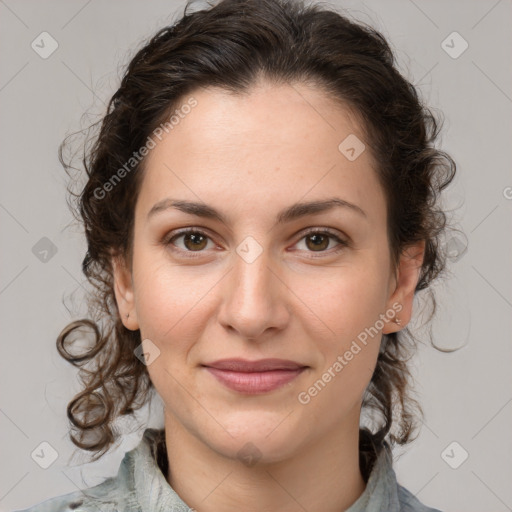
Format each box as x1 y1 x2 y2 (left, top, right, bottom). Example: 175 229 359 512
217 246 290 341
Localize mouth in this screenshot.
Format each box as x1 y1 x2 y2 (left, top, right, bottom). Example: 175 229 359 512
201 358 308 394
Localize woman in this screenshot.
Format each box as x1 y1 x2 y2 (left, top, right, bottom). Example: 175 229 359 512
17 0 456 510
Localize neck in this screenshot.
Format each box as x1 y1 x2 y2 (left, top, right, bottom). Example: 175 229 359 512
163 409 366 512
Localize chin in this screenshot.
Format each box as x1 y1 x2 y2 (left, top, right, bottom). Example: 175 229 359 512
204 413 304 465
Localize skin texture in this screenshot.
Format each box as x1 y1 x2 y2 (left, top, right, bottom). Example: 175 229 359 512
113 80 424 512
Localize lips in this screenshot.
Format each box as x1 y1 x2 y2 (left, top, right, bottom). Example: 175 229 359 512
201 358 308 394
202 358 306 372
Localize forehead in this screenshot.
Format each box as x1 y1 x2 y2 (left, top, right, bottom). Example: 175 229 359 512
158 81 365 154
136 81 385 225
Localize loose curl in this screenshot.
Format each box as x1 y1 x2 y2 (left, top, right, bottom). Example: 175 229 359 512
57 0 457 471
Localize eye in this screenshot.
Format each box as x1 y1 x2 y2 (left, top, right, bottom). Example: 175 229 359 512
164 228 216 256
293 228 348 257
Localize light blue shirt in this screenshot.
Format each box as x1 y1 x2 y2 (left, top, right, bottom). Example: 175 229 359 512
15 428 442 511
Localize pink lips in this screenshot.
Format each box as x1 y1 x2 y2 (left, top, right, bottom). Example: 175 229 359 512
202 358 307 394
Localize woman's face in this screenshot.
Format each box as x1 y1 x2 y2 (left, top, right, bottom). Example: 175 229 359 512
113 81 422 463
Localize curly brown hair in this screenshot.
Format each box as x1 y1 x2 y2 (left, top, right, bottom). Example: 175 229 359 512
57 0 456 471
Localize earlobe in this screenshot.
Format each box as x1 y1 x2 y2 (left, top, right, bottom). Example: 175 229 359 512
112 254 139 330
382 241 425 334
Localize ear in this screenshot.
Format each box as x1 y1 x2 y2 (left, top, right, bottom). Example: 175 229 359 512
382 241 425 334
112 253 139 331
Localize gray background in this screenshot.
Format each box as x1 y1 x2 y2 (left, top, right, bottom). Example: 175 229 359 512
1 0 511 511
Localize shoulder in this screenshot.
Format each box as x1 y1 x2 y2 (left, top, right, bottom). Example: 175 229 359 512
13 428 166 512
13 490 84 512
397 484 443 512
13 429 146 512
348 439 444 512
12 474 129 512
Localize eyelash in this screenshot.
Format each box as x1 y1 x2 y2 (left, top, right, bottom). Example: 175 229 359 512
163 227 348 259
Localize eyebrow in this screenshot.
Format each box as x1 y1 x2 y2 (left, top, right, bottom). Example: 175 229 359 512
147 197 367 225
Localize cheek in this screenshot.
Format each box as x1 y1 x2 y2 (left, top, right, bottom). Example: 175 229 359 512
131 256 224 398
133 253 211 338
295 261 390 340
296 271 384 414
293 262 388 398
132 263 212 416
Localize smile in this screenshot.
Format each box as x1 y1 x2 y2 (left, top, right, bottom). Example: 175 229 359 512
203 367 307 394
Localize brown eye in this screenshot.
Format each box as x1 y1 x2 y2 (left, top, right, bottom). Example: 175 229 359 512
294 229 348 257
165 229 214 255
182 232 208 251
305 233 330 251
